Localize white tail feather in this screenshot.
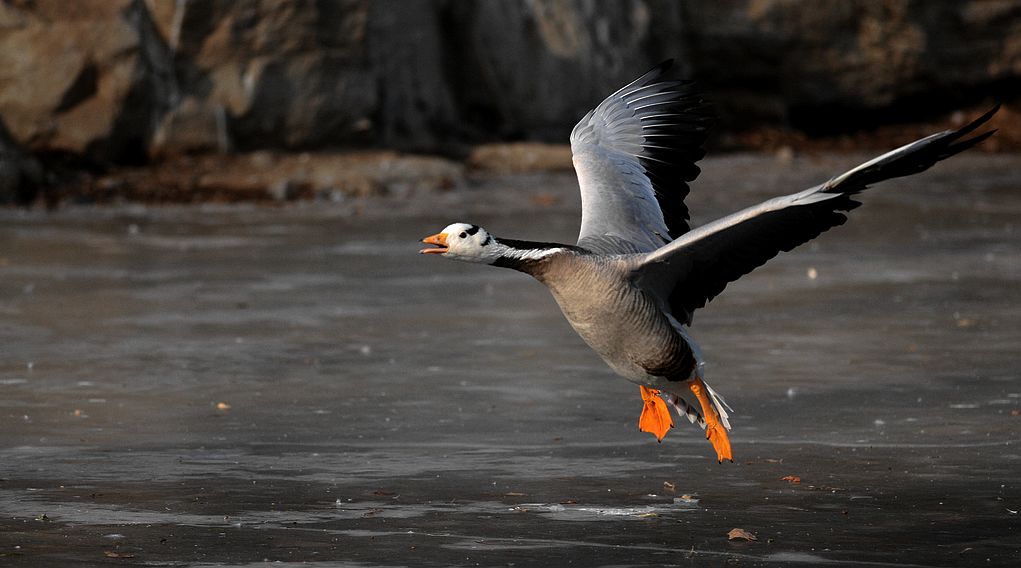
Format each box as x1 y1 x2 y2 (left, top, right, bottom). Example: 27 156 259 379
704 381 732 431
664 379 733 432
666 393 703 427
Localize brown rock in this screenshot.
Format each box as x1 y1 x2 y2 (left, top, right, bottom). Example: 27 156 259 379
467 143 573 174
151 97 230 156
161 1 382 151
0 117 42 204
1 0 1018 167
0 0 174 162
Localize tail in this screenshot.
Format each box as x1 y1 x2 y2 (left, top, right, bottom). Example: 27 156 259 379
666 380 733 431
820 105 998 196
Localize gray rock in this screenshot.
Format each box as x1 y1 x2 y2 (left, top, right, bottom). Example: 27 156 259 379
150 0 382 153
0 0 1017 163
440 0 692 141
682 0 1021 130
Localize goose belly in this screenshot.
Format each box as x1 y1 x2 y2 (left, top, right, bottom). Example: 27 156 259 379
546 275 694 384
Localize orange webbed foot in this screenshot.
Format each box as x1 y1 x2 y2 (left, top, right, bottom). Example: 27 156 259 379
705 423 733 463
689 378 734 463
638 386 674 442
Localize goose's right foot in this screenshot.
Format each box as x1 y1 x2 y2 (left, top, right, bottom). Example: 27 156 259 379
638 386 673 442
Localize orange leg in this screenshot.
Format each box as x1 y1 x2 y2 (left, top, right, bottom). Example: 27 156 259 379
688 377 733 463
638 386 673 442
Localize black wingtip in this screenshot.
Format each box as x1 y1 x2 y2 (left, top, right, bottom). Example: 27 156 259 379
983 102 1002 120
947 103 1000 142
946 128 997 155
609 59 678 100
655 59 675 72
968 102 1000 128
644 59 674 81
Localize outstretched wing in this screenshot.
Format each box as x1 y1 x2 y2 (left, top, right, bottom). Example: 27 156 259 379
631 106 999 325
570 60 714 254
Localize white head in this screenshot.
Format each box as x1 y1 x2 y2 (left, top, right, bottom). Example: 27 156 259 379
420 222 499 263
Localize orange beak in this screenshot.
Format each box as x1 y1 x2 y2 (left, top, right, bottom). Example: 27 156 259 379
420 232 449 254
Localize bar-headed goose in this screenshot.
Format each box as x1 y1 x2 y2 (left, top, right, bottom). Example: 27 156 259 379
421 60 997 462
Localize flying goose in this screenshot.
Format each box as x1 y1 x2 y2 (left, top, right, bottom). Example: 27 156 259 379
421 61 997 462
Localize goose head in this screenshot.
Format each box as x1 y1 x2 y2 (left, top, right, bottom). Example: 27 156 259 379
420 223 497 264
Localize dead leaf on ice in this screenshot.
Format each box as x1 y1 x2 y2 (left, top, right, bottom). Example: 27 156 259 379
781 475 802 484
728 528 757 541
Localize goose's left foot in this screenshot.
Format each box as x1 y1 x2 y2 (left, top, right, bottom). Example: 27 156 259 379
638 386 673 442
689 377 733 463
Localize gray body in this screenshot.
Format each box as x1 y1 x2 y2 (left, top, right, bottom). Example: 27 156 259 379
528 253 696 389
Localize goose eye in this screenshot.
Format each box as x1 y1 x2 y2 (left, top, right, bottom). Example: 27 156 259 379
458 232 467 239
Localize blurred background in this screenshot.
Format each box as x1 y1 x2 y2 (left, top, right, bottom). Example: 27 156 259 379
1 0 1019 205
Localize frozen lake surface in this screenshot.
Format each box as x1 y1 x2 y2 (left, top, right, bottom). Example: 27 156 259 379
1 153 1019 566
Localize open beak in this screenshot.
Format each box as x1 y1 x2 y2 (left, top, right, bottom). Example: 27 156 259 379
420 232 449 254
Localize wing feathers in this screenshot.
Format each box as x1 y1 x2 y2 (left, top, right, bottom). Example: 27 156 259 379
572 61 714 253
602 59 675 101
822 104 1000 195
633 106 998 324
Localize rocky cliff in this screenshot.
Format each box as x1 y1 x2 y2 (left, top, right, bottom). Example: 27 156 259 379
0 0 1018 202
